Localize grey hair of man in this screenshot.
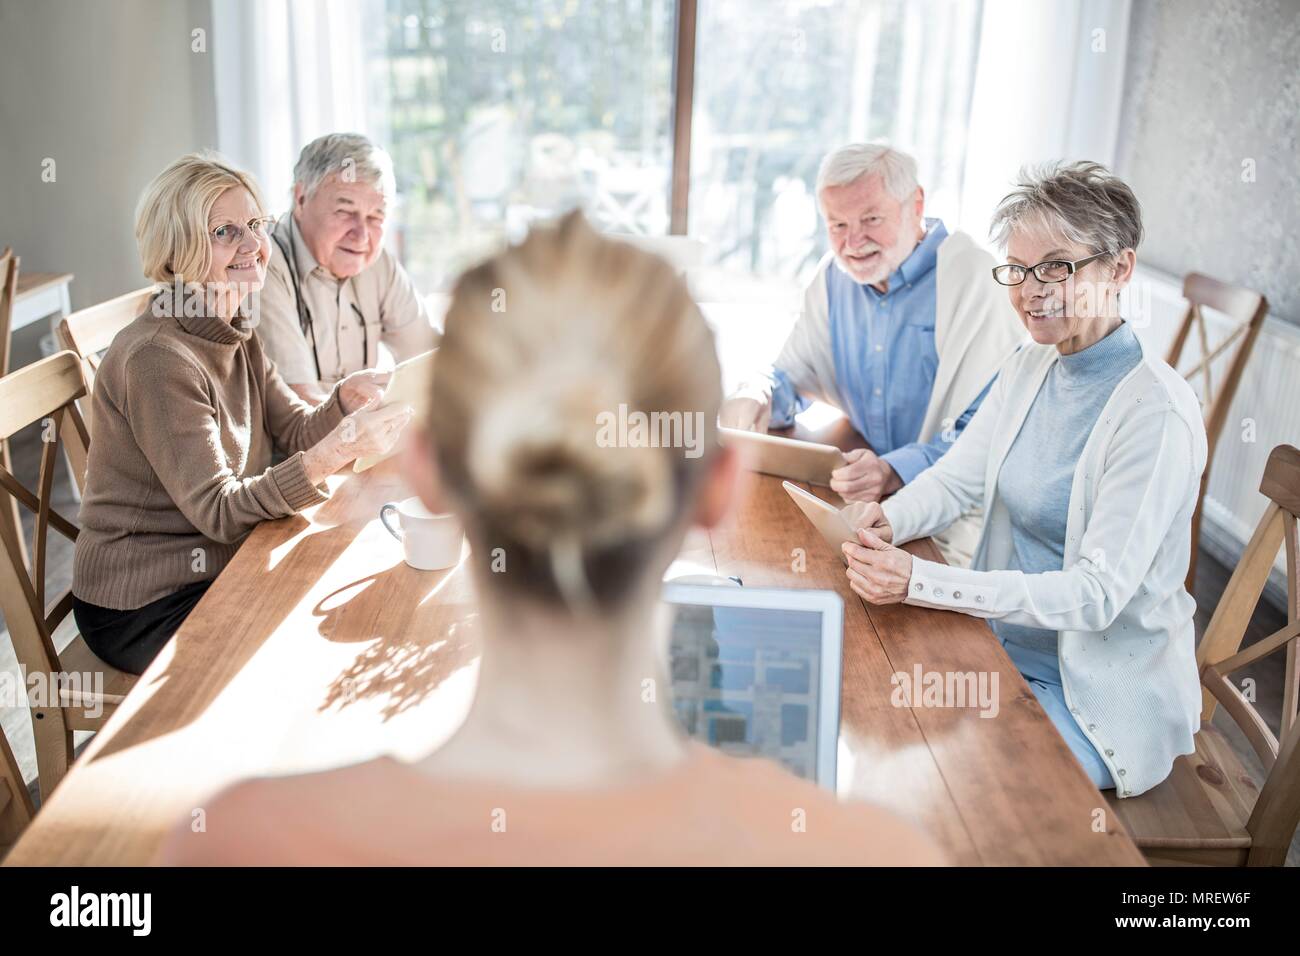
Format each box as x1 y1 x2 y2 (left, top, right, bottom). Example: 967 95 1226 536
989 160 1145 267
292 132 396 199
814 143 921 208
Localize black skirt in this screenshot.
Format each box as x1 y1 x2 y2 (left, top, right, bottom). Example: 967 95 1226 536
72 580 213 676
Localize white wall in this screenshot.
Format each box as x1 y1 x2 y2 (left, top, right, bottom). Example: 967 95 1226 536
0 0 217 357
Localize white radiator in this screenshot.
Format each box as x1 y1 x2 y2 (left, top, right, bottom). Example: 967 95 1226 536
1129 265 1296 609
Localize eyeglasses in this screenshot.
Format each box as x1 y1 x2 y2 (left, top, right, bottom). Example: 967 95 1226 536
211 217 275 247
991 251 1110 286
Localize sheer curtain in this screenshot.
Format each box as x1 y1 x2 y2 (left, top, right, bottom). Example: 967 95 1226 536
958 0 1132 238
211 0 379 212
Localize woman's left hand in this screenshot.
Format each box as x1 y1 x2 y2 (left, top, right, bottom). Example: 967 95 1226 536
842 528 913 604
338 369 391 414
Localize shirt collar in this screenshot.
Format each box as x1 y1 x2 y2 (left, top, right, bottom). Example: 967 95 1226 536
276 213 326 283
889 217 947 290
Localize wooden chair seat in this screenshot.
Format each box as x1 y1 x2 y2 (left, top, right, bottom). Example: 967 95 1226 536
1106 724 1257 865
57 633 136 730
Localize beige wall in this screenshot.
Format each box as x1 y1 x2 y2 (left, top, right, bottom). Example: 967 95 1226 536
0 0 216 359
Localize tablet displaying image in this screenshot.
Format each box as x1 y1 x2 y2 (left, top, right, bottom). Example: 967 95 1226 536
663 583 843 789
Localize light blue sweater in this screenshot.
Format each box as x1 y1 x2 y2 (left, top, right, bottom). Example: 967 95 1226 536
991 322 1143 658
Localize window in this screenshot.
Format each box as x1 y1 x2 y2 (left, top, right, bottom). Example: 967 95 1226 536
688 0 983 285
368 0 676 292
365 0 981 290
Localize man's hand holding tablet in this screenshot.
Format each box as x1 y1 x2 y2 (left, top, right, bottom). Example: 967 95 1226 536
830 448 903 502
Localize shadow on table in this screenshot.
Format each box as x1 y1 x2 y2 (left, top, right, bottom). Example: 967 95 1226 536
312 561 480 721
83 516 364 765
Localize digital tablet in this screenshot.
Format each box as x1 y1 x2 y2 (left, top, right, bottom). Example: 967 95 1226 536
353 348 437 472
663 582 843 789
782 480 858 566
719 426 846 486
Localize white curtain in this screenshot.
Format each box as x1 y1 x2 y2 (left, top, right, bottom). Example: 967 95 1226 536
957 0 1132 239
211 0 378 213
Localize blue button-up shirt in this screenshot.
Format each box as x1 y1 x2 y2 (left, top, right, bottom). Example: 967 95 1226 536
770 219 991 484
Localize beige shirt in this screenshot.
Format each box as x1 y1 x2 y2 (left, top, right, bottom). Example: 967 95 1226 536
255 214 438 387
158 744 947 866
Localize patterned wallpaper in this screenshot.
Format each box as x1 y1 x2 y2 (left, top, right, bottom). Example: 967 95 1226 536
1115 0 1300 325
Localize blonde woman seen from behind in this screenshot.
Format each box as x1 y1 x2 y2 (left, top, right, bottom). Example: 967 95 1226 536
160 212 946 866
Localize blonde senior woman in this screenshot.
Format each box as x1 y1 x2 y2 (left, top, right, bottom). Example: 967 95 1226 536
840 162 1207 797
72 153 413 674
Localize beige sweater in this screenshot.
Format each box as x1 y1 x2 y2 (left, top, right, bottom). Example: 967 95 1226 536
73 296 344 610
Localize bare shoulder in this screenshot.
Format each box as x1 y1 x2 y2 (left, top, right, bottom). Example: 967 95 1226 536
705 752 949 865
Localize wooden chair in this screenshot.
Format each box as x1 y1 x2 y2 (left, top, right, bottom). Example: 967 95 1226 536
56 286 153 489
1107 444 1300 866
0 721 35 858
1 248 28 571
1165 273 1270 593
0 350 135 802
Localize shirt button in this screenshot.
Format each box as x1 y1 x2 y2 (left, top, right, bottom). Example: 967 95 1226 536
1105 749 1114 757
975 595 984 604
873 388 882 397
913 582 924 592
874 344 884 352
934 588 944 597
1118 769 1126 776
952 590 962 599
1087 724 1096 731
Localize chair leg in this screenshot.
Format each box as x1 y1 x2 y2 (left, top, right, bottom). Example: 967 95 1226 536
30 706 73 805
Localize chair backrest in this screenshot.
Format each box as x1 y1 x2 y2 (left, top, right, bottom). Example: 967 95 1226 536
0 351 90 687
56 286 154 412
0 721 35 857
1195 444 1300 865
1 249 28 571
1165 273 1269 464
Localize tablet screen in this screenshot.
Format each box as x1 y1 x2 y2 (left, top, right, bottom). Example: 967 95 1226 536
667 602 827 781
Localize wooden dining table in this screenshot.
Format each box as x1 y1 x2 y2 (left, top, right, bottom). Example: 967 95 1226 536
4 416 1144 866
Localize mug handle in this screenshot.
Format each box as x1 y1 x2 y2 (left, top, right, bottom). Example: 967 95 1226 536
379 502 404 541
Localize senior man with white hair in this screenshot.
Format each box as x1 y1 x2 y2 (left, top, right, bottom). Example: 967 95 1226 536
720 143 1023 565
257 132 438 403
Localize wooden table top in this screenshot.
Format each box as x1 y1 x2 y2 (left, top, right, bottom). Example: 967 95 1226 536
4 422 1144 866
14 271 74 299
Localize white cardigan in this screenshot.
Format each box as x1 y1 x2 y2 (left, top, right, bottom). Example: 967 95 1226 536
868 335 1208 797
754 230 1023 566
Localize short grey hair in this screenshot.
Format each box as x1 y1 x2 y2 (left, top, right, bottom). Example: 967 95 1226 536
293 132 396 198
815 143 920 202
989 161 1144 263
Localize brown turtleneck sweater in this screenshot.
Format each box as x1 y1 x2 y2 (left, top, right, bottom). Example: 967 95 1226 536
73 295 345 610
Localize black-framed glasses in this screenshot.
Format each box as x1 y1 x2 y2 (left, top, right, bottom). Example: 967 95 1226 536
991 251 1110 286
211 217 275 247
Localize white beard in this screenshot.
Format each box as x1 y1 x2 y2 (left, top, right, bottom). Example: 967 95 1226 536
833 225 921 287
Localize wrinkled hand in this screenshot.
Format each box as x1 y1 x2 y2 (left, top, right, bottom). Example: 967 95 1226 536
842 527 912 605
830 448 902 502
338 369 391 415
842 500 894 544
335 398 414 461
718 395 771 432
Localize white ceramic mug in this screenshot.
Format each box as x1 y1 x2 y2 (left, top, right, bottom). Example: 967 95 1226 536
379 497 464 571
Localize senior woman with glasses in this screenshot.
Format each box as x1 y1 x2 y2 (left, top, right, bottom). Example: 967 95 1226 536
839 161 1207 797
72 153 414 675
